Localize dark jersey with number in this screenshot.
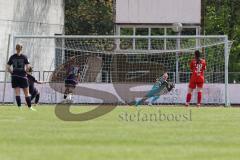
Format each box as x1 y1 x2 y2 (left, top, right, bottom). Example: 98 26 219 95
7 54 29 77
66 65 80 80
27 74 37 93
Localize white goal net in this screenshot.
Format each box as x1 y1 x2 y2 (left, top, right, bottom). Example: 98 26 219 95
2 35 231 105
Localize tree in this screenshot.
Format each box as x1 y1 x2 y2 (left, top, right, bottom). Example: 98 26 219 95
202 0 240 82
65 0 113 35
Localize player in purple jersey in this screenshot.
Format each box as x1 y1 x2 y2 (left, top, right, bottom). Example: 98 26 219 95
63 61 81 101
6 44 35 110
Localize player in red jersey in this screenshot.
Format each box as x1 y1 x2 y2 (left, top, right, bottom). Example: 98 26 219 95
185 50 206 107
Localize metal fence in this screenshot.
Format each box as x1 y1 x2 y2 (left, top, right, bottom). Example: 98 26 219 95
1 70 240 84
0 70 41 82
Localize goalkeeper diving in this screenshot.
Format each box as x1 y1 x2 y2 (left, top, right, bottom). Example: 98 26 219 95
135 72 175 106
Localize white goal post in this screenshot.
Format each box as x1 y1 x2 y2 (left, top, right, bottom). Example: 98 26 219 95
2 35 231 106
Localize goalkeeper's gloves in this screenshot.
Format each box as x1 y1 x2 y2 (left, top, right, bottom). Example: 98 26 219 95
166 82 175 92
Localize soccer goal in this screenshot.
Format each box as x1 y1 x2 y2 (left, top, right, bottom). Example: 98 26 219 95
3 35 231 106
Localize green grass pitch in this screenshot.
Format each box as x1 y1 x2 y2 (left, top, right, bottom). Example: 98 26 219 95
0 105 240 160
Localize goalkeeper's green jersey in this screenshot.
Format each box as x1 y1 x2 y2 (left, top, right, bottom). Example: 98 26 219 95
152 76 167 90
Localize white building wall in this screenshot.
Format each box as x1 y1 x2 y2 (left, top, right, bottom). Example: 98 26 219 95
0 0 64 81
116 0 201 24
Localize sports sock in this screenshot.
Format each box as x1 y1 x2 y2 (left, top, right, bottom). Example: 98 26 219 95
25 96 32 108
16 96 21 107
186 93 192 103
135 98 143 106
35 93 40 104
151 96 159 104
197 92 202 104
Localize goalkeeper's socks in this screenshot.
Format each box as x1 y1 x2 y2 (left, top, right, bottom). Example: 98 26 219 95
197 92 202 104
151 96 159 104
135 100 139 106
16 96 21 107
186 93 192 103
135 99 142 106
25 96 32 108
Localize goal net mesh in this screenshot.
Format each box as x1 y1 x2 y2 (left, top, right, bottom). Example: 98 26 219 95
8 35 231 104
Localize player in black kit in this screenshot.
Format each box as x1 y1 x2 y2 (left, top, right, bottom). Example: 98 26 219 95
6 44 35 110
27 67 44 105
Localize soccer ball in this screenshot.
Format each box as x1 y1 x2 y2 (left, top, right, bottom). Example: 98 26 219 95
172 23 183 33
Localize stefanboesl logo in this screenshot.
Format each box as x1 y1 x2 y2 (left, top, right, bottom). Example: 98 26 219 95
50 54 166 121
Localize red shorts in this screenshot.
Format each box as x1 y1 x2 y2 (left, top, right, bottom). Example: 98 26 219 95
189 76 204 89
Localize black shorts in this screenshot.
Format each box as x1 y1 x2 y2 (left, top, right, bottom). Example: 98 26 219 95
30 88 39 99
11 75 29 89
65 79 77 88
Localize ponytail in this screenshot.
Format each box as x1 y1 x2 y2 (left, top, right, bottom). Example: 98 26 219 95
195 50 201 64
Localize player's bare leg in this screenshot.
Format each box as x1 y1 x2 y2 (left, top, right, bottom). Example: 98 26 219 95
186 88 193 107
196 87 203 107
